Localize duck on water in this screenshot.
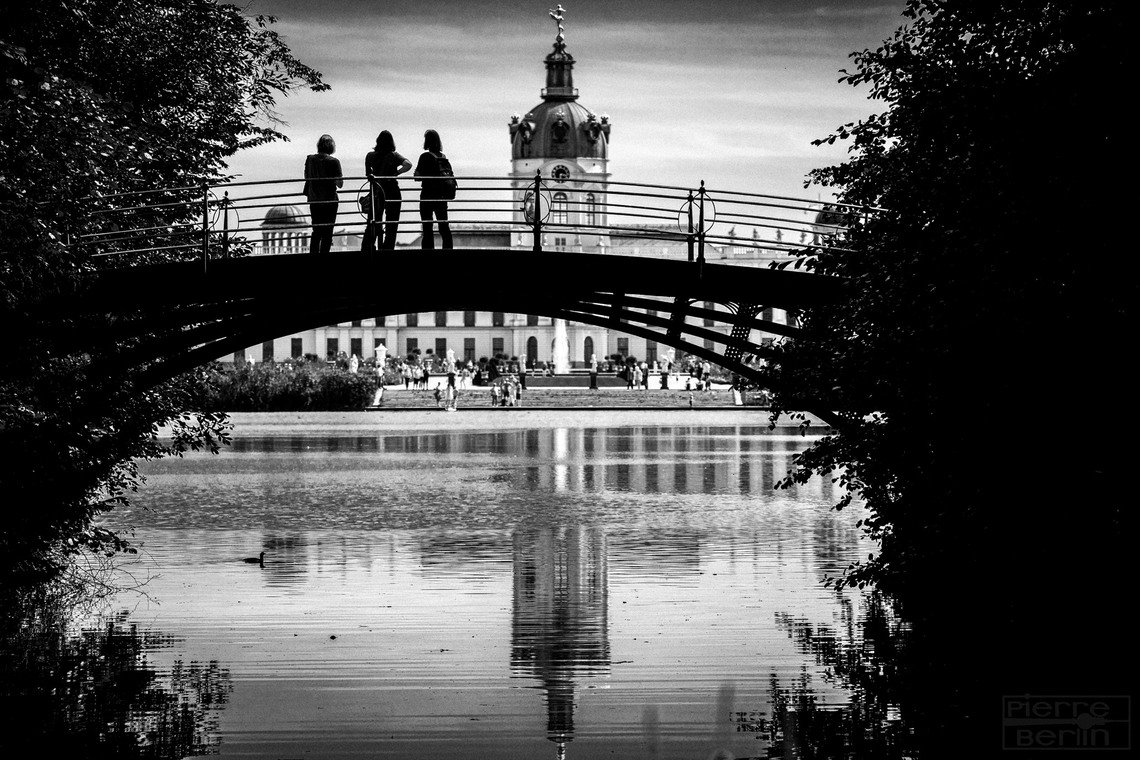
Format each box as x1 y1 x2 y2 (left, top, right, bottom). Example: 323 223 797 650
243 551 265 566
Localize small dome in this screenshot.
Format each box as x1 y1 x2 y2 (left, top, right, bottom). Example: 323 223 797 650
263 205 308 226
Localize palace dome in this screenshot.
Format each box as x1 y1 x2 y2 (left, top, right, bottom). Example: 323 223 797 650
263 205 308 226
509 24 610 162
511 100 609 161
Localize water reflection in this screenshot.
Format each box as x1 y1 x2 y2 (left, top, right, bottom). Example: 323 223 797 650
223 425 821 499
744 594 913 759
0 610 232 758
512 527 609 756
106 420 901 758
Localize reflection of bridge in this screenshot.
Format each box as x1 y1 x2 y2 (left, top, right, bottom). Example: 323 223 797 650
52 177 857 391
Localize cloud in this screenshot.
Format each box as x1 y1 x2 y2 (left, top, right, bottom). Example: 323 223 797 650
227 0 901 203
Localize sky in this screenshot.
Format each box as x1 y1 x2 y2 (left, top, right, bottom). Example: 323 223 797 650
226 0 907 206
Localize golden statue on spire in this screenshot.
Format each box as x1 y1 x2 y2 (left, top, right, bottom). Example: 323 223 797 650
549 4 566 43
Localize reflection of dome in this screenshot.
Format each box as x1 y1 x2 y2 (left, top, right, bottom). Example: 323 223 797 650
263 205 308 227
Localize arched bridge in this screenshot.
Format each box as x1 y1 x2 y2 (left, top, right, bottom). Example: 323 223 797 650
56 175 860 393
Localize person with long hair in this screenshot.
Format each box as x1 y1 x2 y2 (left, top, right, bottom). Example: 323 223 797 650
302 134 343 255
413 129 453 249
361 130 412 251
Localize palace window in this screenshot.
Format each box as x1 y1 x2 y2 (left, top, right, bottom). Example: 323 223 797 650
435 338 447 357
464 311 476 327
350 338 362 358
464 338 476 362
407 313 419 327
552 192 568 225
291 338 303 358
435 311 447 327
492 311 505 327
262 340 274 362
585 192 597 227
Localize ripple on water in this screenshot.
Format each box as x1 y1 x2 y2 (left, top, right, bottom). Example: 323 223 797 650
83 420 890 759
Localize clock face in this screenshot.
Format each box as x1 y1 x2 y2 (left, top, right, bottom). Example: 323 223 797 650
551 164 570 182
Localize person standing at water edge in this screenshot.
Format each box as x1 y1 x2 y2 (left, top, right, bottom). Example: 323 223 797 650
362 130 412 251
414 129 454 249
302 134 343 255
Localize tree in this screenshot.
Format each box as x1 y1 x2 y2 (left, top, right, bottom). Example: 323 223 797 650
762 4 1135 745
767 0 1133 612
0 1 327 588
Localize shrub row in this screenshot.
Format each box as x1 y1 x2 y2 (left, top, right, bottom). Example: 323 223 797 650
200 361 378 412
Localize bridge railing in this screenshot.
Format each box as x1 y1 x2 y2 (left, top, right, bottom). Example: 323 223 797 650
75 175 866 270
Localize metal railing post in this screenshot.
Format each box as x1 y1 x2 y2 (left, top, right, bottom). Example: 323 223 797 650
697 180 707 274
367 171 377 251
201 183 210 274
686 189 695 263
222 190 230 259
532 170 542 253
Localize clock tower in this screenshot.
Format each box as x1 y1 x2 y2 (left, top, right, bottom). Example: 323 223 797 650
509 5 611 253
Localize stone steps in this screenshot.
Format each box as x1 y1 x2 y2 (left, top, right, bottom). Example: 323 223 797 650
370 386 767 410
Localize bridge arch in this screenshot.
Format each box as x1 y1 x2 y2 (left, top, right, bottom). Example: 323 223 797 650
68 249 843 393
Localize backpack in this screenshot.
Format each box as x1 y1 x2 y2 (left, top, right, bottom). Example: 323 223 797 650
435 153 457 200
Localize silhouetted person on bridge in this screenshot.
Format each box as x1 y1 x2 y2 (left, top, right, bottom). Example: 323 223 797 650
362 130 412 251
414 129 454 249
303 134 343 255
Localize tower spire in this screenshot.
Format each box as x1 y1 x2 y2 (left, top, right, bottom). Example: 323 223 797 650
543 4 577 101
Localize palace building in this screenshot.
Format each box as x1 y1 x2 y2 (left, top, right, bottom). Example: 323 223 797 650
234 12 800 370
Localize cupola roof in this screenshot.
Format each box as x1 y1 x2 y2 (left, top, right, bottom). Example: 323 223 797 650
262 205 307 226
509 5 611 162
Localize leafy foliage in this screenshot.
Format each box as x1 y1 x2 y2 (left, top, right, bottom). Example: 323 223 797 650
765 1 1134 611
0 1 326 586
200 361 380 412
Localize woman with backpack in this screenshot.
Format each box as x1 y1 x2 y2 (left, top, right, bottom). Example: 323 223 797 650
414 129 454 249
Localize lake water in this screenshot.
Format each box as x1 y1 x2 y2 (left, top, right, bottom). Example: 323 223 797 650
58 411 909 758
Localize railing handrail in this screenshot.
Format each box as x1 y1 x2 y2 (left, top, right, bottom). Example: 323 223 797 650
68 175 868 266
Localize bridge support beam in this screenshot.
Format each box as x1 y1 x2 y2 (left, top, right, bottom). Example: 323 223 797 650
724 303 762 365
666 296 688 344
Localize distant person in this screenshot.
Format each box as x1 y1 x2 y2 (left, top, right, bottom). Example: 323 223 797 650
302 134 343 255
588 353 598 390
362 130 412 251
414 129 454 249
